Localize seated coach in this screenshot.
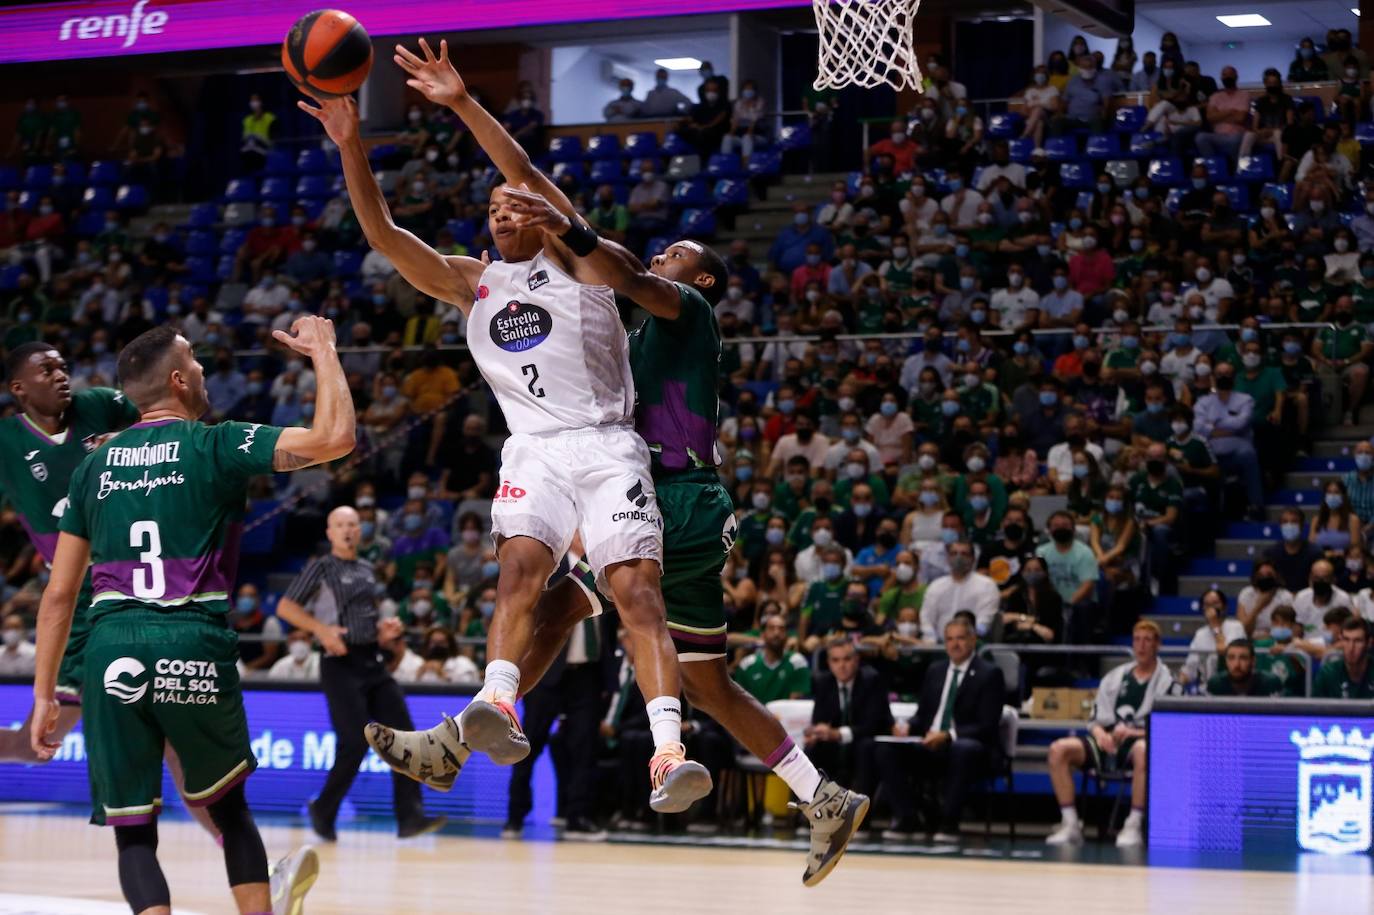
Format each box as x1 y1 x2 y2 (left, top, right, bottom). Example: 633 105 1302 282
804 637 892 798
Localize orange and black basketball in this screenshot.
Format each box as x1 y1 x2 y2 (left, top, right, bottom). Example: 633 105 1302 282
281 10 373 98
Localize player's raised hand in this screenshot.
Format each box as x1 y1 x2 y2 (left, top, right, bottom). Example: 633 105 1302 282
295 93 359 146
502 185 572 235
273 315 337 359
394 38 465 107
29 695 61 760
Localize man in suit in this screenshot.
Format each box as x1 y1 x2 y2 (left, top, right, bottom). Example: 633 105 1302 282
503 611 608 840
877 616 1005 841
805 637 893 797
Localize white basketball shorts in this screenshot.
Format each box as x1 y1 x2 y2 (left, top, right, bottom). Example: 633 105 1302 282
489 424 663 589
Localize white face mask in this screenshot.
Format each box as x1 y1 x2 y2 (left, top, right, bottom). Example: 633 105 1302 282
896 621 919 637
288 641 311 661
1 630 21 648
894 564 915 583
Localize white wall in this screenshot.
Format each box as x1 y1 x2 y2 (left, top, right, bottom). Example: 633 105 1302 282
549 36 729 125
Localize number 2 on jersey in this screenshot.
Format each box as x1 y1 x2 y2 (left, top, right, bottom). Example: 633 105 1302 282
521 363 546 398
129 520 166 599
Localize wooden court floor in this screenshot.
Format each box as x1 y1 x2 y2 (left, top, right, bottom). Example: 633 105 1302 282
1 812 1372 915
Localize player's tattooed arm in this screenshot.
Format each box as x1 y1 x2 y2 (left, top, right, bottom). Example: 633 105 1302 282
272 449 315 472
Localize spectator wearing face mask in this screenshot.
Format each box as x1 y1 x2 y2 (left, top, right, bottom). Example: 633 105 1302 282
681 78 731 157
1129 443 1183 595
1001 555 1062 647
799 546 855 650
240 93 276 173
1251 69 1295 164
1052 53 1117 136
876 550 925 622
389 499 451 590
229 583 284 673
269 629 322 681
851 518 903 597
1294 560 1355 638
1019 65 1059 147
733 612 812 703
1262 506 1323 593
770 203 835 273
1036 510 1099 639
919 540 999 641
641 68 693 117
604 78 642 121
1341 440 1374 524
939 172 985 230
866 120 918 175
0 613 35 676
1312 296 1373 425
834 448 889 511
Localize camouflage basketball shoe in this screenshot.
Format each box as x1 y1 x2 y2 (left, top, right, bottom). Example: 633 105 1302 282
364 714 471 791
792 776 870 888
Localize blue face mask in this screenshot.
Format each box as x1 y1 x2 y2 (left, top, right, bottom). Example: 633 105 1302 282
778 398 795 415
821 562 842 581
1283 341 1302 355
1053 275 1068 290
956 338 972 353
940 400 960 416
233 596 255 614
1145 401 1164 414
1356 453 1373 472
1171 333 1192 349
1013 341 1030 355
1039 391 1058 407
947 178 963 192
1129 238 1145 252
920 491 940 507
959 276 975 291
372 293 387 306
360 521 375 540
766 528 785 545
246 381 263 396
880 402 898 417
852 502 872 518
933 224 949 237
1240 328 1258 342
1270 626 1293 641
482 561 501 579
968 495 989 512
1134 187 1149 200
404 514 423 532
1326 493 1344 510
842 427 860 442
955 244 970 259
940 528 958 544
970 308 987 324
1104 498 1123 514
1069 217 1084 231
1072 464 1089 479
1121 335 1139 350
1073 334 1089 350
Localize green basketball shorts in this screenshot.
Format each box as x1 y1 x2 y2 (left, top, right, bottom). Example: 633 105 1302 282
82 609 254 826
55 582 94 705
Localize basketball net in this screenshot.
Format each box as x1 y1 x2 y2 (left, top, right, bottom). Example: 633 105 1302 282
812 0 922 91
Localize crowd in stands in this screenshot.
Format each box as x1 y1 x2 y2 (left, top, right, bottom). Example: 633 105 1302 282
3 28 1374 842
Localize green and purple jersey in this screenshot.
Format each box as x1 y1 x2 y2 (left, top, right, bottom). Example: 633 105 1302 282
60 419 283 623
628 282 722 479
0 388 139 563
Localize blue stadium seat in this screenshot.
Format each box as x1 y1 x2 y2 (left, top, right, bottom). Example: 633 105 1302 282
0 166 18 192
0 265 26 291
295 199 325 221
1217 184 1248 212
15 191 37 210
82 186 115 210
588 160 624 185
219 228 247 254
1114 106 1147 134
185 202 219 228
777 123 812 151
1084 134 1120 160
644 236 672 257
1357 122 1374 146
445 219 478 246
295 175 333 200
665 155 700 180
987 112 1024 139
185 231 216 256
1007 138 1033 164
224 178 258 203
332 250 363 277
623 132 660 158
23 164 53 191
1260 182 1293 211
547 136 583 162
62 162 87 185
215 255 234 281
1164 187 1185 213
706 153 744 179
1194 155 1229 182
661 132 693 156
260 177 293 203
1234 155 1275 182
295 149 330 175
1074 191 1095 212
1043 136 1078 162
678 208 716 237
73 210 105 237
367 144 398 167
87 160 122 186
551 161 586 184
1129 132 1163 157
115 185 149 211
1146 157 1186 187
186 256 217 284
262 150 296 176
1058 162 1093 190
746 148 782 178
585 134 621 160
1104 159 1139 186
713 179 749 207
671 179 710 207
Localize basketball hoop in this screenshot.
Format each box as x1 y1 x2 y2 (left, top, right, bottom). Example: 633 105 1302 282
812 0 922 91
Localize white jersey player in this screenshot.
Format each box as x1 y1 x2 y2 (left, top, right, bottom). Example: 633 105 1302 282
298 37 711 814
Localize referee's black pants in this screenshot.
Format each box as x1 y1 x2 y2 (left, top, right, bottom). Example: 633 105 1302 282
316 646 425 828
507 662 601 825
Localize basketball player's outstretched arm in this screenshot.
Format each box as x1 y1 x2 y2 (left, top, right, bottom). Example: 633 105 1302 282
296 94 485 312
503 186 683 320
28 532 91 758
270 316 357 470
394 39 577 221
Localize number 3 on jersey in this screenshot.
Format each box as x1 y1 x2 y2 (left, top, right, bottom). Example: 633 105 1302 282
521 363 546 399
130 520 165 599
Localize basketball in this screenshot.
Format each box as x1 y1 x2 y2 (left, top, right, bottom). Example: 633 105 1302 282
281 9 373 98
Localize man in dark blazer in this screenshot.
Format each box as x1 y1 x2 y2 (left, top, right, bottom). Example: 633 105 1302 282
877 616 1005 841
805 637 894 797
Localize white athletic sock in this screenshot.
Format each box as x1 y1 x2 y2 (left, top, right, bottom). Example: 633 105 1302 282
645 696 683 750
1123 808 1143 827
769 738 822 805
1059 805 1079 828
478 660 520 702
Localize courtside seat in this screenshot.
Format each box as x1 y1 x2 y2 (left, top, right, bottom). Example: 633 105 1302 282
551 161 586 184
1104 159 1139 186
332 250 363 277
589 160 624 185
1129 132 1163 157
219 228 247 254
185 255 216 284
185 201 219 229
1217 184 1248 212
661 132 694 156
0 166 19 192
295 148 331 175
222 202 257 226
1008 137 1033 164
295 175 334 200
1164 187 1186 213
260 177 293 205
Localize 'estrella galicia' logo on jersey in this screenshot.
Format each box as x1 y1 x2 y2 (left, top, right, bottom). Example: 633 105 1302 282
490 301 553 353
103 657 147 705
527 270 550 291
29 462 47 482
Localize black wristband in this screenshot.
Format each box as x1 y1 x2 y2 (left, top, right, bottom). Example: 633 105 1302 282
559 220 599 257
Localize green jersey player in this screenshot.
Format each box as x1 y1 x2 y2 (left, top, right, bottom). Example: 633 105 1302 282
0 342 137 762
29 319 351 915
370 175 871 888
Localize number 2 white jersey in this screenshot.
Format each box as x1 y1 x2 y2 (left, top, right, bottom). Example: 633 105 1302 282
466 252 635 435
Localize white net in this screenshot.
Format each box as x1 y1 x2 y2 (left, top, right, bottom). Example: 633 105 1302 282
812 0 922 91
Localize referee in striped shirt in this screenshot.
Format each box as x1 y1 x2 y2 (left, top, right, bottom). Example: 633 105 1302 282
275 504 445 841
